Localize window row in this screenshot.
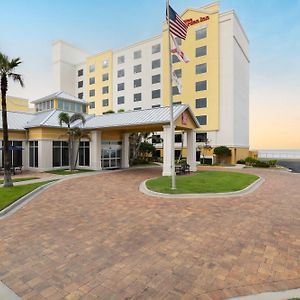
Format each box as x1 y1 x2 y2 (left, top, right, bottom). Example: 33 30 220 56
89 98 109 109
88 59 109 73
117 44 161 65
53 141 90 167
89 86 109 97
35 100 54 112
57 100 86 113
117 89 161 104
172 45 207 64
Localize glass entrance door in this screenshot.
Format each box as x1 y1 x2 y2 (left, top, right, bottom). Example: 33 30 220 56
101 141 122 169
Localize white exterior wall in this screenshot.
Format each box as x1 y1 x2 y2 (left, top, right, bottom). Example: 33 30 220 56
52 41 89 96
112 36 162 111
209 11 249 148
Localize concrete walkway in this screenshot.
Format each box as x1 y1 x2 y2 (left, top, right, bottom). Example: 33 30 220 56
0 167 300 299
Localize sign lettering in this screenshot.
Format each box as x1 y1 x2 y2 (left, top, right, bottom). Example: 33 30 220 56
184 16 210 27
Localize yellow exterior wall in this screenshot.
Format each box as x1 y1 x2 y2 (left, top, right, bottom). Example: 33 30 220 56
5 96 30 112
162 3 220 132
28 127 68 140
0 130 27 140
85 50 113 115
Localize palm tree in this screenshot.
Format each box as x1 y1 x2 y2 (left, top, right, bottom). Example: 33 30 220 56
0 53 24 187
58 112 86 171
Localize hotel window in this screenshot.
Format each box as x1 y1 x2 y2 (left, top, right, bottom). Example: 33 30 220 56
196 98 207 108
102 99 109 107
175 134 182 143
174 69 182 78
172 86 180 95
89 77 95 85
196 80 207 91
102 59 109 68
117 96 125 104
172 55 180 63
89 89 95 97
78 69 83 77
78 81 83 88
196 46 207 57
53 141 69 167
196 132 207 142
118 69 125 78
196 63 207 74
152 74 161 84
75 103 82 112
134 93 142 102
89 102 95 109
152 59 160 69
196 27 207 40
29 141 38 168
152 104 161 108
173 101 182 105
134 50 142 59
152 89 160 99
64 101 70 111
117 83 124 91
102 86 109 94
134 64 142 74
134 78 142 88
79 141 90 166
1 141 22 168
117 55 125 64
102 73 109 81
134 107 142 111
89 64 95 72
78 92 83 99
196 115 207 125
152 43 161 54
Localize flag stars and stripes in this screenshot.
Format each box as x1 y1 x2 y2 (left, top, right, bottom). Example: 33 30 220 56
166 5 188 40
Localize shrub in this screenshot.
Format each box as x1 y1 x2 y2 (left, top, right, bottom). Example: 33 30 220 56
245 156 259 166
213 146 231 165
237 159 245 164
267 160 277 167
253 161 270 168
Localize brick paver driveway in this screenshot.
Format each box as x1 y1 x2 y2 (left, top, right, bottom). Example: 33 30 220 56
0 167 300 300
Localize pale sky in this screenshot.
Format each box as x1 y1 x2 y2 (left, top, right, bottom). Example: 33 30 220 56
0 0 299 150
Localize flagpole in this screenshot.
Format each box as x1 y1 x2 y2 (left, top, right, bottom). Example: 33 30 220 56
166 0 176 189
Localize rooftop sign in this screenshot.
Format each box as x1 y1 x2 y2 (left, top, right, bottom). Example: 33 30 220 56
184 16 210 27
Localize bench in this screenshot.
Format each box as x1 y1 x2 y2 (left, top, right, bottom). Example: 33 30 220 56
175 163 190 175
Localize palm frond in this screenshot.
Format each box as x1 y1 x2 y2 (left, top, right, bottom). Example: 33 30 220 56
8 72 24 87
8 57 22 69
58 112 70 127
70 113 86 125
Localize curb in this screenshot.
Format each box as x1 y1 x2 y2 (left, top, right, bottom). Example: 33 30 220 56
139 176 264 199
0 180 57 220
0 281 21 300
226 287 300 300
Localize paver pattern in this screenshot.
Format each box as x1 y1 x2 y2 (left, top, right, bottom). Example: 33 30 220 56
0 167 300 300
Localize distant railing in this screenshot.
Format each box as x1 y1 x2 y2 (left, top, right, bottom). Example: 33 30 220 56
258 150 300 160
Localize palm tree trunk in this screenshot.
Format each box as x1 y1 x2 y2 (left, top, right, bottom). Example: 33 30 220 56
1 74 13 187
74 139 81 169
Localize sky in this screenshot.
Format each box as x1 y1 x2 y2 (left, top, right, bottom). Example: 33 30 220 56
0 0 300 150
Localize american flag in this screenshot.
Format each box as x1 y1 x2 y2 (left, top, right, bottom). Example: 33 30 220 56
166 5 188 40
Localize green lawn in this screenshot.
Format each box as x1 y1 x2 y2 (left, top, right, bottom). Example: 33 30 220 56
146 171 259 194
0 181 54 211
0 177 39 184
45 168 95 175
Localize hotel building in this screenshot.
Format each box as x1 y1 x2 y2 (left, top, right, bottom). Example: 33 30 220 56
0 2 249 173
52 2 249 162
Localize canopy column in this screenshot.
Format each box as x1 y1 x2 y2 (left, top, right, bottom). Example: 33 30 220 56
90 130 102 170
121 133 130 168
186 129 197 172
162 124 173 176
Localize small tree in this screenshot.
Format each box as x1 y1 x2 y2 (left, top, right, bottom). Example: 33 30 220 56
0 53 24 187
58 112 86 171
213 146 231 165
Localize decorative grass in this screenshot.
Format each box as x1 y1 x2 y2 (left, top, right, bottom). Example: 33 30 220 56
146 171 259 194
0 181 54 211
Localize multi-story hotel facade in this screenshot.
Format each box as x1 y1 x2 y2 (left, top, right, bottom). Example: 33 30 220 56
52 2 249 163
1 2 249 174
